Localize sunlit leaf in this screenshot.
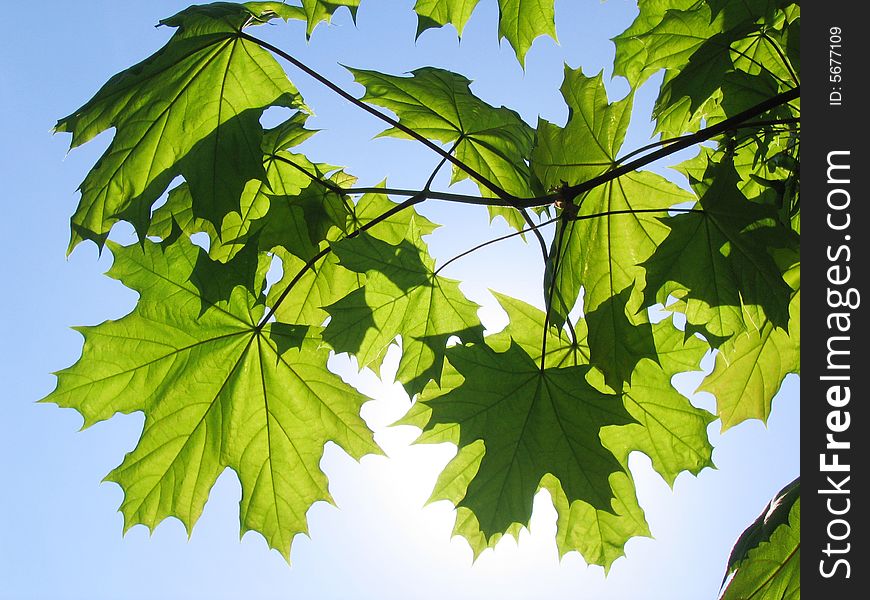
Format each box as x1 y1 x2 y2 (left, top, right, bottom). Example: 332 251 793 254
42 237 380 560
413 0 556 64
56 3 304 250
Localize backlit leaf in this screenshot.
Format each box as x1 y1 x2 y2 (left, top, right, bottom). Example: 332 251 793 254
324 224 484 396
42 237 380 560
350 66 536 228
643 157 795 341
413 0 556 64
721 486 800 600
420 341 632 536
56 3 304 250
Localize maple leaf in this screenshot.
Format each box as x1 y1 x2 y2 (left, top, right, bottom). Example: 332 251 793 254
419 341 632 536
323 223 484 397
55 3 305 250
41 237 380 560
721 479 800 600
412 292 712 567
532 68 694 388
413 0 557 64
487 293 714 485
349 66 537 230
642 157 796 341
700 254 800 429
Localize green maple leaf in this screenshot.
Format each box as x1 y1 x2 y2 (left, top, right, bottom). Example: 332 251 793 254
400 289 712 567
413 0 556 65
349 66 536 229
642 157 795 341
298 0 360 37
489 293 714 485
532 67 632 188
700 254 800 430
149 151 343 265
42 237 380 561
532 68 693 322
612 0 719 88
721 482 800 600
323 223 483 397
418 341 632 536
532 68 693 388
599 319 714 485
55 2 304 251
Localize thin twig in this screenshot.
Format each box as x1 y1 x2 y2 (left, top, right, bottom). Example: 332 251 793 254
258 194 425 327
241 32 513 202
614 118 800 167
434 216 560 276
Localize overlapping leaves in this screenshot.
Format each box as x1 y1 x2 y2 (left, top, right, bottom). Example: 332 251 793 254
400 293 713 569
56 2 307 250
349 66 537 229
47 0 801 579
613 0 800 137
532 68 694 389
42 237 380 560
323 220 483 398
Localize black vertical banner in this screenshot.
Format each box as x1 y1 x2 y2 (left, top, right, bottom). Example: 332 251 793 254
803 1 867 597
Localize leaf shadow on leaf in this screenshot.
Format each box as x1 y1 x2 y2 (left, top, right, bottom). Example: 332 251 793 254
641 159 796 336
584 285 657 391
424 341 633 536
400 325 485 398
334 233 430 292
189 237 264 315
321 287 378 358
267 322 310 357
86 107 276 248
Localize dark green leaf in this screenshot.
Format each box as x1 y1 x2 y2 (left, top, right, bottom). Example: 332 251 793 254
420 341 632 536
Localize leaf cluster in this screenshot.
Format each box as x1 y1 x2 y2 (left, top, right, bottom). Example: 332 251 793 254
44 0 800 585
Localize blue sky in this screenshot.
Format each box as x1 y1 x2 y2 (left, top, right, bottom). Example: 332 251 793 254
0 1 798 599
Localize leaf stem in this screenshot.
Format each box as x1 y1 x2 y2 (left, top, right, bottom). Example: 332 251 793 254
541 213 570 372
434 216 560 276
613 118 800 167
258 193 425 326
241 32 514 202
759 31 799 85
522 87 800 207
